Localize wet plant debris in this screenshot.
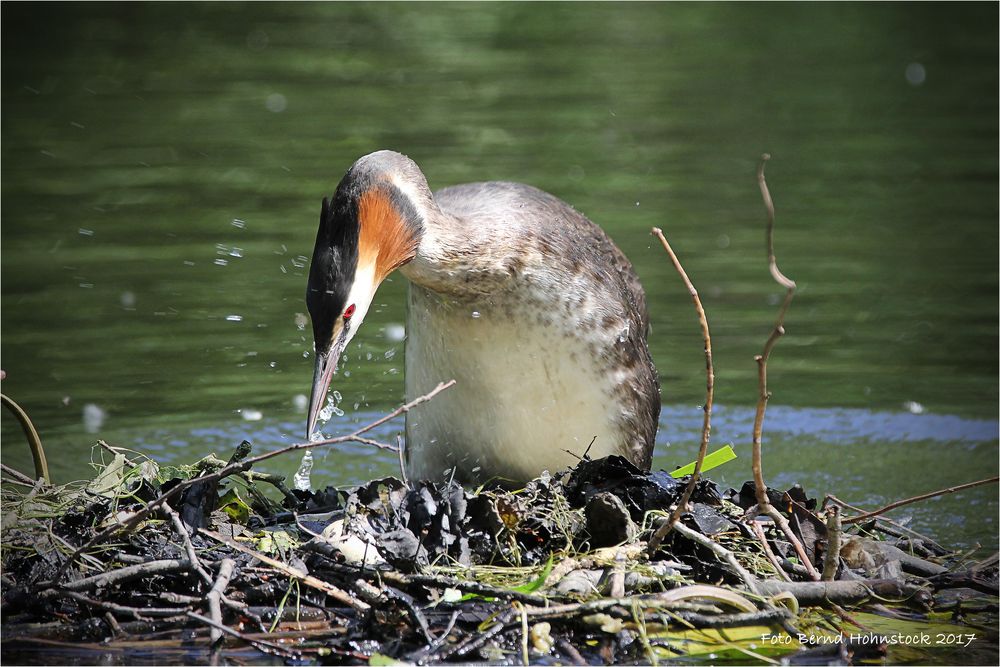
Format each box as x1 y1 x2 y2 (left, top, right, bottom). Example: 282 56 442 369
2 441 997 666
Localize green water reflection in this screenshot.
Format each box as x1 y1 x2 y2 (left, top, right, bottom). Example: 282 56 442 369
2 4 997 547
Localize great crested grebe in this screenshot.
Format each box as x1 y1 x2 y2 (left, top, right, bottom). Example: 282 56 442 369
306 150 660 485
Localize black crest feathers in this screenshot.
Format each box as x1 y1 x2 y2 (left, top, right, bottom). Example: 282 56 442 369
306 193 360 351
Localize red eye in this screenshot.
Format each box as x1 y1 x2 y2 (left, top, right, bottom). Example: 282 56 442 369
343 304 356 321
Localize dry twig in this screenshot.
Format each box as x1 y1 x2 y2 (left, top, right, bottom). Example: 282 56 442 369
647 228 714 551
206 559 236 643
841 475 1000 525
751 153 795 508
40 559 191 597
669 521 759 595
161 503 213 586
751 521 792 583
823 494 946 554
821 507 841 581
749 154 819 581
1 463 36 486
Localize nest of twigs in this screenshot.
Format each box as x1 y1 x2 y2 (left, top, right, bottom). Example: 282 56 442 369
2 438 996 666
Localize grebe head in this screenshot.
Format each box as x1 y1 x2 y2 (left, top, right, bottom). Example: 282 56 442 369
305 151 426 438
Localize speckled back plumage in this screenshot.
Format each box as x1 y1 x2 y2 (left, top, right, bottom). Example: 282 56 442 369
401 179 661 481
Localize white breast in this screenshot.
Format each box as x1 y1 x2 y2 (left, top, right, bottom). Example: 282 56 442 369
403 283 628 485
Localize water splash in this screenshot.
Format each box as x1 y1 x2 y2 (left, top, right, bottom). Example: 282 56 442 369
292 450 314 491
319 392 344 420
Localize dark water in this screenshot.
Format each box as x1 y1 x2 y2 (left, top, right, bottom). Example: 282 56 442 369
2 4 997 549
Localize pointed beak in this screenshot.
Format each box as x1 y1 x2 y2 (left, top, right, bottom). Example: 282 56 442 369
306 346 340 440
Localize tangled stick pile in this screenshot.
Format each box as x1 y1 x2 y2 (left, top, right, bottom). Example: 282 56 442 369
2 434 996 665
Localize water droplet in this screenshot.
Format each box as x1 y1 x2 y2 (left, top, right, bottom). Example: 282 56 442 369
471 311 481 319
333 390 342 402
903 400 925 415
269 361 277 368
384 323 406 342
292 394 308 412
231 218 246 229
78 228 95 236
241 408 263 421
83 403 106 433
293 450 313 491
225 315 243 322
265 93 287 113
214 258 229 266
228 247 244 258
294 312 308 330
384 349 395 360
120 291 136 308
905 62 926 86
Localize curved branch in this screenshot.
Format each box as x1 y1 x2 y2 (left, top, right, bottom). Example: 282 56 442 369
750 154 818 580
1 393 49 483
647 228 714 552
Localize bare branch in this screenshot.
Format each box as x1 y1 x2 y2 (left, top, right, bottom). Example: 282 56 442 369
751 153 797 510
748 154 818 580
206 559 236 643
821 507 841 581
669 521 759 595
842 476 1000 525
751 521 792 583
647 228 714 552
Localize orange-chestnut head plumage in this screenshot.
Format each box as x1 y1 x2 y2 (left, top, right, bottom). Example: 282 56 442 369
305 154 422 438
